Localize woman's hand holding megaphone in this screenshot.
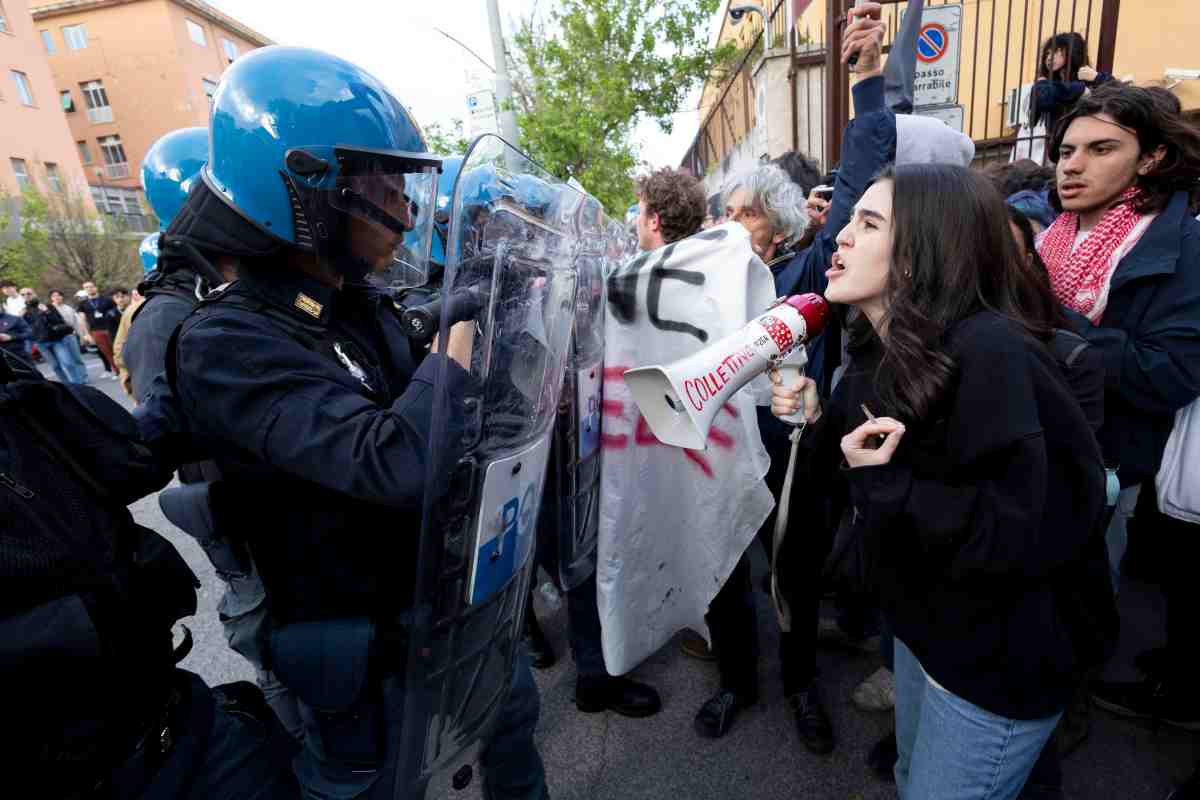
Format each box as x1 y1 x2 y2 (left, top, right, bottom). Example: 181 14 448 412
768 371 822 425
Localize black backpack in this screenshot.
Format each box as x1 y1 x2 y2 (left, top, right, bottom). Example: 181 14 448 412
0 350 199 794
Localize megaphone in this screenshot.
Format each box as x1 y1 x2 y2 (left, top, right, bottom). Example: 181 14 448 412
624 294 831 449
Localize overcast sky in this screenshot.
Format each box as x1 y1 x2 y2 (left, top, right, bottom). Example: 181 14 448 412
205 0 724 171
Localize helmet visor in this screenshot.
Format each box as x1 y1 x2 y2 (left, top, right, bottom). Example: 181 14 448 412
328 147 440 290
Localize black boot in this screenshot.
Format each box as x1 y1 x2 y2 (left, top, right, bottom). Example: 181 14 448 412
788 681 834 755
576 675 662 718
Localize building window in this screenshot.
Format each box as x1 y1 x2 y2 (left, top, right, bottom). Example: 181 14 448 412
11 71 34 106
222 38 239 63
91 186 150 230
45 163 62 192
202 78 218 103
98 134 128 178
63 23 88 50
10 158 30 189
61 89 75 111
81 80 113 123
41 30 56 53
77 140 92 164
186 19 207 47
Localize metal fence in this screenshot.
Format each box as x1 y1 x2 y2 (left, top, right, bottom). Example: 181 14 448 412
684 0 1122 177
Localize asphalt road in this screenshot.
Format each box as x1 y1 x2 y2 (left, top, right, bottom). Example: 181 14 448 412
62 351 1198 799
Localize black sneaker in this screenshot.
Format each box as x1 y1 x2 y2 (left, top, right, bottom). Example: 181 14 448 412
866 728 896 781
694 689 756 738
1092 678 1200 731
523 610 555 670
788 682 835 755
575 675 662 718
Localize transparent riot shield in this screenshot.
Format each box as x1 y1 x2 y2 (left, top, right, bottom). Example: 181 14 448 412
390 135 581 796
536 192 627 591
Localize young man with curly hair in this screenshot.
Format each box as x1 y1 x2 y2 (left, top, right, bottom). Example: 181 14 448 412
635 168 706 251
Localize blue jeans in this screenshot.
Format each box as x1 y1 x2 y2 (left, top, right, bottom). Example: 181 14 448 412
38 336 89 384
894 638 1060 800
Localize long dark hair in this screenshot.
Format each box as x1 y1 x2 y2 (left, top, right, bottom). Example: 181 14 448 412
1005 205 1065 330
1031 33 1091 129
849 164 1051 422
1048 82 1200 215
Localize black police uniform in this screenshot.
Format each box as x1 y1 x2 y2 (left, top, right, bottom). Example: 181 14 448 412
171 265 546 799
125 269 204 404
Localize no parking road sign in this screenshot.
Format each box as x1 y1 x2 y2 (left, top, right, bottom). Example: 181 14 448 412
908 3 963 108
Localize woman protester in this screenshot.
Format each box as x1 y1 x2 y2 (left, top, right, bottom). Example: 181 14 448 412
28 292 89 385
770 164 1114 798
1013 33 1110 164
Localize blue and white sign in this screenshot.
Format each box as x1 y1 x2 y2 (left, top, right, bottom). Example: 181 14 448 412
907 3 963 108
578 364 602 461
468 434 554 604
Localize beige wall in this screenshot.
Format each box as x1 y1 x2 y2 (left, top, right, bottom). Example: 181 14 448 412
0 0 94 202
35 0 266 194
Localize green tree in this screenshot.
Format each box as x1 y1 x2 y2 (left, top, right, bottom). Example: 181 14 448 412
2 182 140 293
510 0 734 215
425 117 472 156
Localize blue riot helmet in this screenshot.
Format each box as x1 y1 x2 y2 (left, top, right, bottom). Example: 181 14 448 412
141 127 208 231
139 233 160 272
203 46 442 287
425 155 463 269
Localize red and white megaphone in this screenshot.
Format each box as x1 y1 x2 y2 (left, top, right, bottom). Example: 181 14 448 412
624 294 831 449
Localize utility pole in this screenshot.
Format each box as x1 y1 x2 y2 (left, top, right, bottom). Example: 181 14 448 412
485 0 521 146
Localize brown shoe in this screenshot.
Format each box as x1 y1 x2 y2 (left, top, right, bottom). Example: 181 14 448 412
679 629 717 661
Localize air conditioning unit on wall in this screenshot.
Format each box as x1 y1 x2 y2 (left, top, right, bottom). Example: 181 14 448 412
1004 83 1034 130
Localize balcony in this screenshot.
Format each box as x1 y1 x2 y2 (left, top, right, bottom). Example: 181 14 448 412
87 106 114 124
101 162 130 179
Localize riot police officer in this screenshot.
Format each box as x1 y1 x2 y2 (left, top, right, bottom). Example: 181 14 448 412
164 46 546 799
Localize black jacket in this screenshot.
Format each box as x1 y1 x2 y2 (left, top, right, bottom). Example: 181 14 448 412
172 265 472 624
1061 191 1200 484
797 313 1110 719
27 304 73 343
125 270 203 403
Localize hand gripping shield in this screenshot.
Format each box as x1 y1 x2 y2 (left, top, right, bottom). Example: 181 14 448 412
390 135 580 795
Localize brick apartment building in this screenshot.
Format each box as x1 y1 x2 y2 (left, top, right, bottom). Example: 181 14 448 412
1 0 95 211
31 0 270 228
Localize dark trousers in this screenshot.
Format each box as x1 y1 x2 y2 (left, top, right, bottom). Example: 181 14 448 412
566 571 609 678
1158 509 1200 677
707 552 759 699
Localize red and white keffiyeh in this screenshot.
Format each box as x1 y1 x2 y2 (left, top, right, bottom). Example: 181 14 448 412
1037 186 1144 321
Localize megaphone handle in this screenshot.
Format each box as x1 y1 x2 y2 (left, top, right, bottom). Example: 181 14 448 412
775 362 808 426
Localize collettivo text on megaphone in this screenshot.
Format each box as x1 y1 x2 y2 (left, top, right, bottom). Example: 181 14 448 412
624 293 831 450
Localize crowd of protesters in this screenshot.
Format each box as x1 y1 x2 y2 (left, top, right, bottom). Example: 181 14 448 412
4 4 1199 798
0 277 131 385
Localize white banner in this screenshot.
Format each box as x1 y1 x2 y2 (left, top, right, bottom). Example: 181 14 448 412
597 222 776 675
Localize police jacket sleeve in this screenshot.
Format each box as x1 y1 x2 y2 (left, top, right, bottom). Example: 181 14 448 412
842 319 1087 582
175 313 473 508
772 75 896 297
1060 201 1200 416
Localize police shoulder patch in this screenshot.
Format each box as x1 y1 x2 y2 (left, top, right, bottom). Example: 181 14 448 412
294 292 323 318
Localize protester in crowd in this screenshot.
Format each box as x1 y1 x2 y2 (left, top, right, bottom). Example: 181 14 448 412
77 281 121 380
633 167 707 252
0 302 32 361
26 291 88 385
1013 32 1111 164
2 280 26 318
702 193 724 229
771 163 1114 798
112 288 144 399
15 287 43 362
986 159 1059 232
684 4 895 750
45 289 90 384
1038 82 1200 732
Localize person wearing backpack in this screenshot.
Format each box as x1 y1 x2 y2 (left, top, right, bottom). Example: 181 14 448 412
0 348 298 799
